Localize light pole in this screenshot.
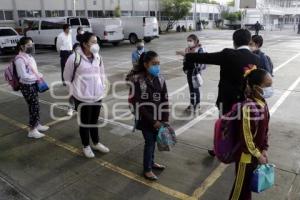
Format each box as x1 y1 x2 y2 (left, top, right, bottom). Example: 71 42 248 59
73 0 76 17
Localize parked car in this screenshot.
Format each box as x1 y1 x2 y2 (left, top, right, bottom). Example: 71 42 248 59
22 17 92 47
0 27 21 55
121 16 159 44
89 18 124 46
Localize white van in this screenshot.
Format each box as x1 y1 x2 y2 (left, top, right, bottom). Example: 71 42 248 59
23 17 92 47
121 16 159 44
0 27 21 55
89 18 124 46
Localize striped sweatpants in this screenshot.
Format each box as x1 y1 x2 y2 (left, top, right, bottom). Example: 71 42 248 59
229 162 257 200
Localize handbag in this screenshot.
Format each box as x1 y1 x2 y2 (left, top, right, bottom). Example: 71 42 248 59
37 78 49 93
251 164 275 193
192 68 203 89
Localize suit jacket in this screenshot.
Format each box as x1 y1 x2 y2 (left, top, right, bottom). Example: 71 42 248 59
185 47 260 114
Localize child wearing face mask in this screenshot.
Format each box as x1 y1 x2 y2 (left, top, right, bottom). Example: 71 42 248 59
15 37 49 139
229 68 272 200
64 32 109 158
131 51 169 181
132 40 146 70
176 34 206 113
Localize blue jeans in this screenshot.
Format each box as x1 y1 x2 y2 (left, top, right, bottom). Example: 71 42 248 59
142 129 158 173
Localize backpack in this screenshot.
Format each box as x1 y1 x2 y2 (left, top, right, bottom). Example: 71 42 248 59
71 52 82 82
4 56 27 91
127 74 165 132
214 102 242 164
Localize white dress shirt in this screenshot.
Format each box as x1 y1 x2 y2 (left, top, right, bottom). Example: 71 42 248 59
56 32 73 52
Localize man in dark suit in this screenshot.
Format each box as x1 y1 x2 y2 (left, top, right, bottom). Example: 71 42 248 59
184 29 260 156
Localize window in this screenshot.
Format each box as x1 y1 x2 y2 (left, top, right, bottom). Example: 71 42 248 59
80 18 90 26
69 18 80 26
214 14 219 20
121 11 132 16
0 11 4 20
209 13 213 20
0 29 17 36
45 10 65 17
88 10 104 18
68 10 73 16
25 20 39 30
105 11 113 17
18 10 41 18
41 21 63 30
76 10 85 17
150 11 155 17
135 11 146 16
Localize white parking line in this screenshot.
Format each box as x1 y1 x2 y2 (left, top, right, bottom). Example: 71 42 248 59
274 52 300 73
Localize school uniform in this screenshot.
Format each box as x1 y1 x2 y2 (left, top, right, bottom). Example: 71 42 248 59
15 52 42 128
133 73 169 172
64 48 106 147
183 45 206 108
185 46 261 114
229 98 269 200
56 32 73 84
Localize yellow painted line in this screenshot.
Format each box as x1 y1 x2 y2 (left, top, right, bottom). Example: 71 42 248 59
192 163 228 199
0 113 192 200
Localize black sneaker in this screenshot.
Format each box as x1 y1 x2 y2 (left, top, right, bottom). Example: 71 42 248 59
208 149 216 157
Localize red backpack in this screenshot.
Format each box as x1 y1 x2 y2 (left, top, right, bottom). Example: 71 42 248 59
4 55 27 91
214 103 243 164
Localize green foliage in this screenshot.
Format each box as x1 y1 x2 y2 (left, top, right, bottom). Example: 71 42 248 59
222 11 242 22
114 5 121 18
227 0 235 7
162 0 192 31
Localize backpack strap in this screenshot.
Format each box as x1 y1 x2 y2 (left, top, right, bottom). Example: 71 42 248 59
13 55 29 78
71 52 81 82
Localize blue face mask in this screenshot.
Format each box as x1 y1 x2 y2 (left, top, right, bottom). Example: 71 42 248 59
262 87 274 99
148 65 160 77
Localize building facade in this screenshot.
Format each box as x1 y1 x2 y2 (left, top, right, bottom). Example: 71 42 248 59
0 0 220 29
235 0 300 30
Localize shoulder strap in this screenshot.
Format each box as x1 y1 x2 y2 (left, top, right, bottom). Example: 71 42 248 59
71 52 81 82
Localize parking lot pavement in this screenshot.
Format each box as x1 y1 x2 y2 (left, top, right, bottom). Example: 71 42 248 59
0 29 300 200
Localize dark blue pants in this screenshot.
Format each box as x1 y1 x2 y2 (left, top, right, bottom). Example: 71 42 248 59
142 129 158 173
60 50 72 84
187 72 200 107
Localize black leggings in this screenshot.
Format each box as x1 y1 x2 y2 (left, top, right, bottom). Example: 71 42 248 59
74 98 101 147
20 83 40 128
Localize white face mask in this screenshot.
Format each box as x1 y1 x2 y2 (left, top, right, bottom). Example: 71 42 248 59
262 87 274 99
79 30 84 35
187 41 195 48
90 44 100 54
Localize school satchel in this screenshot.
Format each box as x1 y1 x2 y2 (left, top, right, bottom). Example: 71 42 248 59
214 103 242 164
157 124 177 151
4 55 27 91
251 164 275 193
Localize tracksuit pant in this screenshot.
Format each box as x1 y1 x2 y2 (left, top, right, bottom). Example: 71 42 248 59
60 50 72 84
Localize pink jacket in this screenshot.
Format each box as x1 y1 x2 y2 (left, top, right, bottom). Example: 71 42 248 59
63 48 106 103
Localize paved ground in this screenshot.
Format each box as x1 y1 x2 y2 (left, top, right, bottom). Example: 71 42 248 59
0 29 300 200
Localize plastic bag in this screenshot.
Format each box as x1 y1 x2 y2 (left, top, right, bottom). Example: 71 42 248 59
251 164 275 193
157 125 177 151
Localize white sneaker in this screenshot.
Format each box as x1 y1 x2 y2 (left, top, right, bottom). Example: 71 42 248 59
28 129 45 139
67 108 74 116
83 146 95 158
36 124 49 132
91 143 110 153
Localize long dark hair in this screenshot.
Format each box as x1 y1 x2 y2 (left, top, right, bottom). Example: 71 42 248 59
16 36 33 53
135 51 158 73
79 32 96 50
244 68 268 97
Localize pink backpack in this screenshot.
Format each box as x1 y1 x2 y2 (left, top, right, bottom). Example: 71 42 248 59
4 55 27 91
214 103 242 164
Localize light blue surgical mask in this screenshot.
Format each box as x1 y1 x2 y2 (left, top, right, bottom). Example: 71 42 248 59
262 87 274 99
148 64 160 77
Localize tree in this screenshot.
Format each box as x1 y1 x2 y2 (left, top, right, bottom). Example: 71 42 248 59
114 5 121 18
162 0 192 32
227 0 235 7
